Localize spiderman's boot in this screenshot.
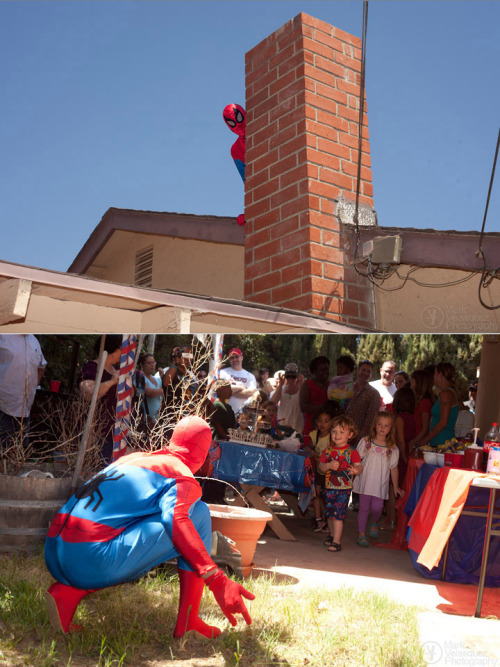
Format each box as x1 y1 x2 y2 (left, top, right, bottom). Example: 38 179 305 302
45 582 94 633
173 569 221 639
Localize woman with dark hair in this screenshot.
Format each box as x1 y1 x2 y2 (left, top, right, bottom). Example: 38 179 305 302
394 370 410 390
420 362 459 448
79 335 123 465
299 355 330 447
408 369 434 449
392 386 416 481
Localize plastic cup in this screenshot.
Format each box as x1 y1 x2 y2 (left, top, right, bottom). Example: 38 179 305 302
50 380 61 393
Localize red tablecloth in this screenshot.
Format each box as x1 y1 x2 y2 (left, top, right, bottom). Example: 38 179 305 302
408 468 492 570
376 457 423 550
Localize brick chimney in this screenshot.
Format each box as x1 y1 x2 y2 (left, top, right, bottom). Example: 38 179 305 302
244 13 376 329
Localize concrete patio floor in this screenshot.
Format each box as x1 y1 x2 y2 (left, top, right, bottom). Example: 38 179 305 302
248 498 500 667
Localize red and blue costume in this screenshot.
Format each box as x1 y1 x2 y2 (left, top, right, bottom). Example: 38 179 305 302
223 103 246 226
44 416 254 638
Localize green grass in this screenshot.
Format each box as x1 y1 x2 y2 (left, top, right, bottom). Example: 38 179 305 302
0 553 425 666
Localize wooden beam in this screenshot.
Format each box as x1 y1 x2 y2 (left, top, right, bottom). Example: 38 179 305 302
0 279 31 325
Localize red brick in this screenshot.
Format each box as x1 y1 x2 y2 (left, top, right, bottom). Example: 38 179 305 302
270 215 300 240
316 82 348 105
333 27 362 48
318 139 354 164
275 22 304 51
277 104 309 130
245 59 269 87
314 30 344 53
269 154 298 179
279 134 316 160
278 78 310 105
362 181 373 197
246 68 276 97
310 258 323 276
335 52 361 73
270 183 299 209
245 257 271 281
340 161 372 182
306 243 344 264
252 177 280 203
308 179 344 202
280 164 316 188
253 93 280 120
249 225 273 248
250 41 278 69
280 195 314 220
246 168 271 191
337 79 361 96
272 280 304 304
252 147 280 175
322 229 341 248
305 119 339 143
314 55 347 79
253 271 280 295
319 165 344 184
302 35 334 60
270 124 298 151
269 96 300 123
339 300 359 317
350 148 372 166
303 90 339 115
301 13 335 36
269 43 296 72
315 110 349 133
338 105 361 123
324 263 345 281
271 246 302 271
320 198 337 216
253 238 282 262
269 68 297 97
254 122 279 148
246 141 270 163
247 86 273 113
245 198 271 220
246 289 273 306
281 259 315 284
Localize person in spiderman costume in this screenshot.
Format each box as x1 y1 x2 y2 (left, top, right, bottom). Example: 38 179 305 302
223 103 246 226
44 416 254 638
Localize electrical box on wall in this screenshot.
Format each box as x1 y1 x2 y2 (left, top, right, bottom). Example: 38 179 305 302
362 235 402 264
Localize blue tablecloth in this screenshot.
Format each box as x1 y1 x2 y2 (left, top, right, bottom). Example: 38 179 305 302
406 465 500 585
212 441 311 493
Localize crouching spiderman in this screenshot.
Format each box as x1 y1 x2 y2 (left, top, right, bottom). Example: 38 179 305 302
44 416 254 638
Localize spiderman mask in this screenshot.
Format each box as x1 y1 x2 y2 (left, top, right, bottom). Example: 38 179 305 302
223 104 245 138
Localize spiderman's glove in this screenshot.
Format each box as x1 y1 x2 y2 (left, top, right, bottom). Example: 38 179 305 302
205 568 255 626
236 214 245 226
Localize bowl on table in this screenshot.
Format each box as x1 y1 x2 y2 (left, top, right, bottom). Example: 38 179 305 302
422 451 438 465
435 452 445 468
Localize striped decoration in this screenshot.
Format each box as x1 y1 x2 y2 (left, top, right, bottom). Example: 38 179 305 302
113 335 137 461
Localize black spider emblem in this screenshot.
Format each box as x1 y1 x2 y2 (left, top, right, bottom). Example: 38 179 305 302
74 469 125 511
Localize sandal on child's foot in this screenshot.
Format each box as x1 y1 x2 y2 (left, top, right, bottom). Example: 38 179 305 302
368 522 379 539
357 536 370 547
324 535 334 546
327 542 342 552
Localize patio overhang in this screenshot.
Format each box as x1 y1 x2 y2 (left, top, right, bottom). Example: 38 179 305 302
0 260 369 334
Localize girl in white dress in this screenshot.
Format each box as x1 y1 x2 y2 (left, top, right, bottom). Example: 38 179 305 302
353 411 404 547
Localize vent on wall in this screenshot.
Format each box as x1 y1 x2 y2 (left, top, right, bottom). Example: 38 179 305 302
135 245 153 287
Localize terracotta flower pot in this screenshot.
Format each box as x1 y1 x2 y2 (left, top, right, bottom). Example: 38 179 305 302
208 504 272 576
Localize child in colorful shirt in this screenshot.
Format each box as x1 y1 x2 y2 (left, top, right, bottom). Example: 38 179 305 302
318 415 362 552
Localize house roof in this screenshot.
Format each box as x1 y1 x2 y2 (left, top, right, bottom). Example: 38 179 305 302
69 207 500 276
68 208 244 274
0 259 370 334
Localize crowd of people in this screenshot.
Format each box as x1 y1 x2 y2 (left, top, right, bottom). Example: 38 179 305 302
204 349 478 553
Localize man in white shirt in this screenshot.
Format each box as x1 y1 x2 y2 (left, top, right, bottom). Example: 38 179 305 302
0 334 47 448
369 359 396 409
219 347 257 415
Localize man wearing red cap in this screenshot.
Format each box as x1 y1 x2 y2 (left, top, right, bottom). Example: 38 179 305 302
44 416 254 638
219 348 257 415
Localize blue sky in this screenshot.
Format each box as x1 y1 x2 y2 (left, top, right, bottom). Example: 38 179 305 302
1 1 499 272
